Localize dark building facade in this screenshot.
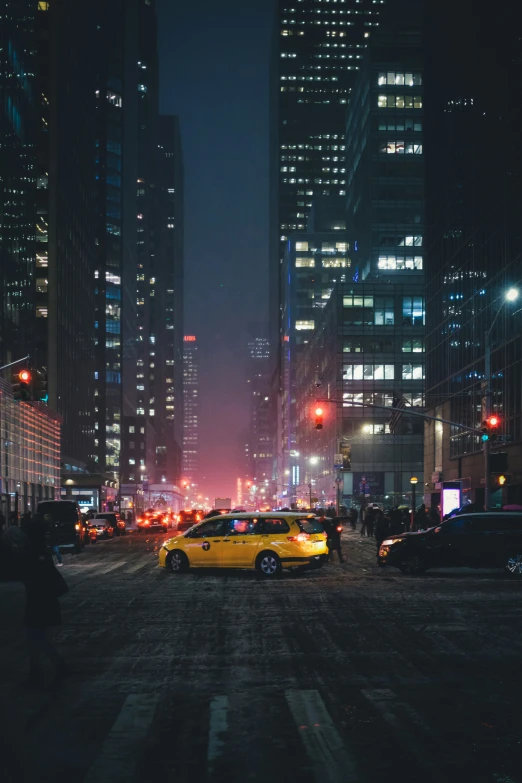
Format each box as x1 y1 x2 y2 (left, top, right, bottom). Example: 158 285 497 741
0 0 37 365
423 0 522 508
47 0 98 468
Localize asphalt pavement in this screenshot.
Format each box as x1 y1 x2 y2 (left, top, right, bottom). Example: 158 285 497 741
1 528 522 783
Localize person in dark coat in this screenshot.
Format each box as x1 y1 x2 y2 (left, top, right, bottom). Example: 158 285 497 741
415 504 429 531
366 506 376 538
359 505 367 537
374 509 390 559
23 521 69 684
44 512 63 566
322 516 345 563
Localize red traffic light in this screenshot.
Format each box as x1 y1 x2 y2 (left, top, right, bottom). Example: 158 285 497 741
315 407 323 416
19 370 31 382
487 415 500 427
314 406 324 430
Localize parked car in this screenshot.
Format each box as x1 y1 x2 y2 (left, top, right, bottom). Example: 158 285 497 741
378 512 522 576
36 500 85 552
92 512 125 536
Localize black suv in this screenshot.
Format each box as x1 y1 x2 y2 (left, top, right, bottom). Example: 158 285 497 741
37 500 86 552
378 512 522 576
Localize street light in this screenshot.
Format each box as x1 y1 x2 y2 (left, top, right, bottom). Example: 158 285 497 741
309 456 319 465
483 287 519 510
410 477 418 530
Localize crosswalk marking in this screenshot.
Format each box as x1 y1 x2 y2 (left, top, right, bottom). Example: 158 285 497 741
124 561 150 574
362 688 446 781
98 561 128 575
285 689 358 782
83 693 160 783
207 695 229 775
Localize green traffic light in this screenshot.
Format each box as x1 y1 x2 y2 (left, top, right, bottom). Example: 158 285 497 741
481 434 489 442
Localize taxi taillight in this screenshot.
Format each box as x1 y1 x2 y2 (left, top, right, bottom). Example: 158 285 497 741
288 532 311 543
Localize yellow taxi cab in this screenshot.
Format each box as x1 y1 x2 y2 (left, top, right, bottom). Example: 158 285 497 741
158 512 327 577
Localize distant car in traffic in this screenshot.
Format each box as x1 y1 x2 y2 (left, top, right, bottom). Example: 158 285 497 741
89 518 115 539
378 512 522 576
137 515 168 533
159 512 327 577
92 512 126 536
176 509 204 534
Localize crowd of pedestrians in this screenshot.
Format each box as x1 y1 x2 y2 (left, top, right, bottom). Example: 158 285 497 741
313 502 440 565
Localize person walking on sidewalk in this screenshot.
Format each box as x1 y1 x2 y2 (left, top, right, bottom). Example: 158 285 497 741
329 517 346 563
22 520 69 685
44 512 63 567
359 505 367 537
366 506 376 539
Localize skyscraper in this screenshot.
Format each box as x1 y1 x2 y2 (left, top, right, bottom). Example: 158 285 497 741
153 115 184 483
182 336 199 482
270 0 384 362
270 0 386 488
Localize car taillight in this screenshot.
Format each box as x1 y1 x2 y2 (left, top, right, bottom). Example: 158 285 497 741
336 525 343 533
288 532 311 543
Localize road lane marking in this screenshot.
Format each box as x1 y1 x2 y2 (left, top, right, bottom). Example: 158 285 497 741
207 695 229 775
125 561 150 574
83 693 159 783
362 688 446 781
98 561 128 575
285 689 358 782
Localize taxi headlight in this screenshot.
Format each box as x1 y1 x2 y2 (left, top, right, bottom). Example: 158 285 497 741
381 538 404 547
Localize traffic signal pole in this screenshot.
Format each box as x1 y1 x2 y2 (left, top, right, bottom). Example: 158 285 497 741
315 398 485 435
0 355 30 373
483 331 492 511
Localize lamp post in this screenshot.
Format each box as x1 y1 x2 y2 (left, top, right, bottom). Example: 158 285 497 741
410 476 418 531
483 287 519 510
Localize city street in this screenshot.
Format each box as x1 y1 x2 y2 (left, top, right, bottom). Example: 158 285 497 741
1 529 522 783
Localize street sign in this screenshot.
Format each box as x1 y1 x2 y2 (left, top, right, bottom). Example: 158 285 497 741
334 453 343 468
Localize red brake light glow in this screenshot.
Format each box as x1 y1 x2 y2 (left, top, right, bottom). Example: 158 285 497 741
288 532 311 543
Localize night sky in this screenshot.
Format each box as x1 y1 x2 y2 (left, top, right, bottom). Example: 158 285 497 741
156 0 275 501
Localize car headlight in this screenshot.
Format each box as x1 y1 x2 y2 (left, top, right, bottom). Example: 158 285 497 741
381 538 404 546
